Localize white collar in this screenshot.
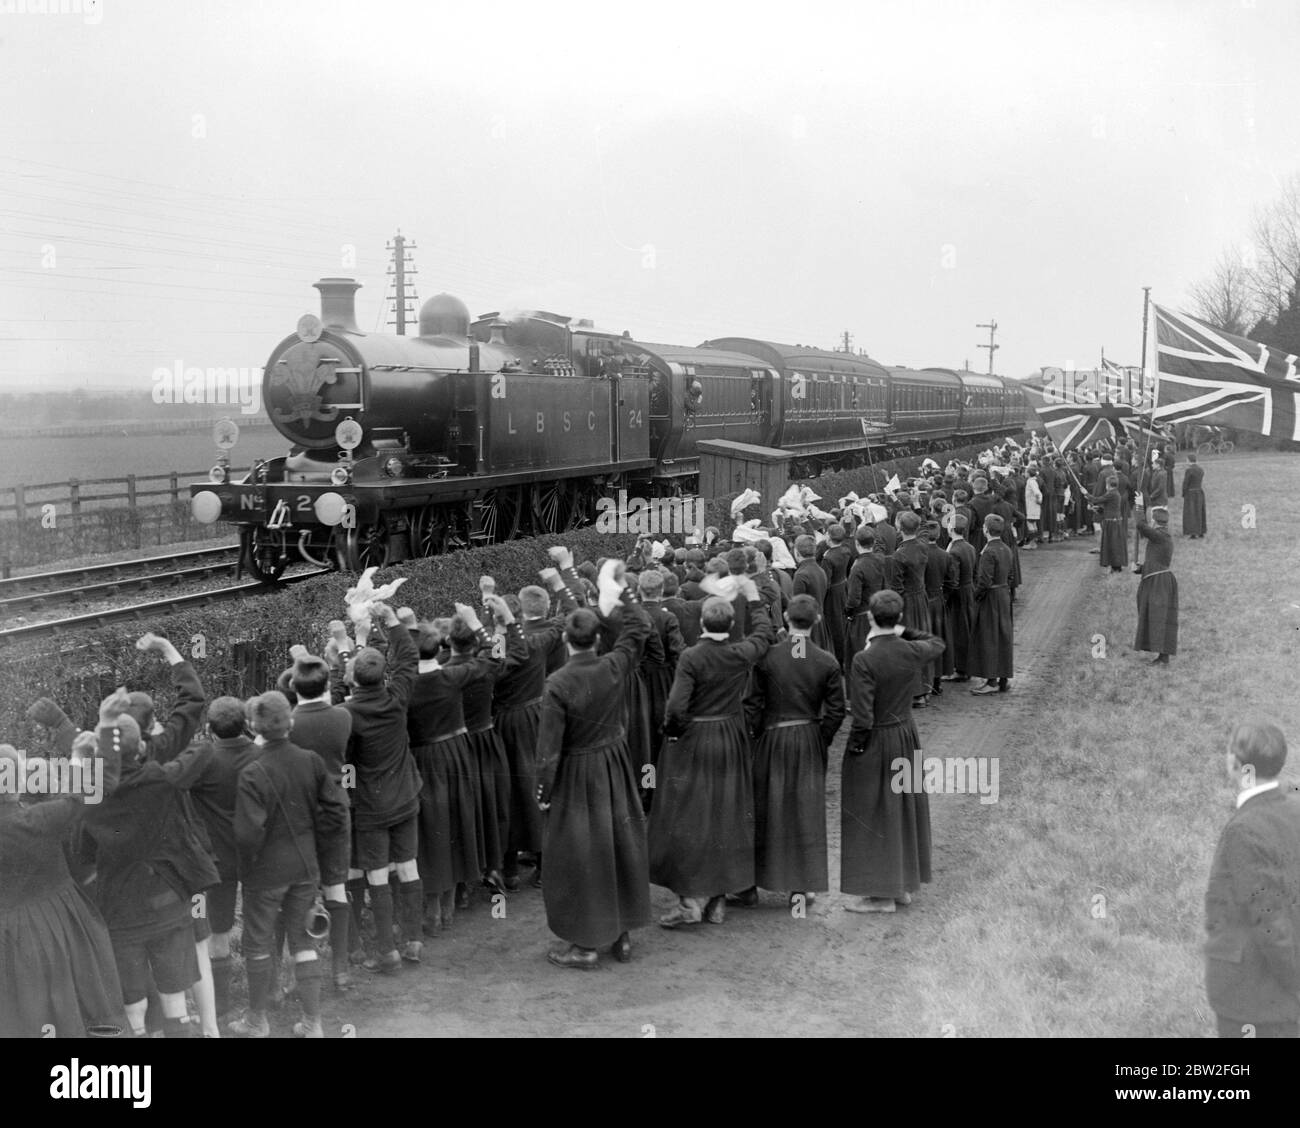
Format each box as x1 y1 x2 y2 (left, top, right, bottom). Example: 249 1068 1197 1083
865 624 903 643
700 630 730 641
418 658 442 673
1236 779 1280 809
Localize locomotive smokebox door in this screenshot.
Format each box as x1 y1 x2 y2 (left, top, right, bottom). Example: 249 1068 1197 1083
615 368 650 464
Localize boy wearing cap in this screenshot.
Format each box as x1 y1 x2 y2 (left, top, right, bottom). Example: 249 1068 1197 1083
230 692 348 1038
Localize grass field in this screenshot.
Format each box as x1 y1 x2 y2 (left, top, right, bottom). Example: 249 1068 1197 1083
0 432 287 494
909 452 1300 1036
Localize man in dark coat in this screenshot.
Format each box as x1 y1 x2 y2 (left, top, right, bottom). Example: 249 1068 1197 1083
536 561 651 969
842 590 945 913
819 524 853 673
845 525 891 663
1205 723 1300 1037
1182 453 1207 538
744 594 845 903
650 580 775 927
1134 507 1178 664
941 514 977 682
969 514 1014 695
1087 474 1128 572
792 534 831 653
230 692 348 1039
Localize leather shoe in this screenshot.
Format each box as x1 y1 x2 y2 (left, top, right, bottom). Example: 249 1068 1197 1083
970 682 1000 696
658 904 702 928
897 892 913 906
363 950 402 975
483 870 507 896
844 897 896 914
930 682 943 696
401 940 423 964
610 932 632 963
547 944 598 970
704 895 726 925
725 886 758 907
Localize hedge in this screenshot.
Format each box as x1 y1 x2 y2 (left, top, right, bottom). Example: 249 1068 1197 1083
1 528 637 752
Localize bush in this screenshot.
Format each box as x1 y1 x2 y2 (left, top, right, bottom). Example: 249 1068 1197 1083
0 527 638 750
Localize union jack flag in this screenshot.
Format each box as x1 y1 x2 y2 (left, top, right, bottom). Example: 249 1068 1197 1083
1153 306 1300 440
1100 356 1151 408
1023 385 1167 451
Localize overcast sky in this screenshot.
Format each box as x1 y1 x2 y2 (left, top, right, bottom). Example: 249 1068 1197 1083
1 0 1297 389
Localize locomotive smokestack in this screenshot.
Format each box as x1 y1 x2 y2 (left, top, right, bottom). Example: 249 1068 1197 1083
314 277 362 333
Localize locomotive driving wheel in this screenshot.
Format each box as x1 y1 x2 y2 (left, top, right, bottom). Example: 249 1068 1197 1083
242 525 289 583
411 503 469 557
334 518 391 573
531 480 584 535
470 485 524 545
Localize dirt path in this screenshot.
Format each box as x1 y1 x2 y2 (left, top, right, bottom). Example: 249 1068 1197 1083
329 536 1101 1037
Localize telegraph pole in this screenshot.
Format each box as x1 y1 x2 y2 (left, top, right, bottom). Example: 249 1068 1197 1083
976 319 999 375
385 231 419 335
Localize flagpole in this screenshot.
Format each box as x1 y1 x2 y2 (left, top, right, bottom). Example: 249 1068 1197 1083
1134 287 1153 566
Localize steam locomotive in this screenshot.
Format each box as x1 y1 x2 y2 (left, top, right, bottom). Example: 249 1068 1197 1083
189 277 1034 580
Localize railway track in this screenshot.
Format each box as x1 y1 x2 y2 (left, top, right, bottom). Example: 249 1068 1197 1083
0 544 243 614
0 567 332 647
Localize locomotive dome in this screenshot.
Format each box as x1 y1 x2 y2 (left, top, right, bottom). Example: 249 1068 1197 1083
418 293 470 339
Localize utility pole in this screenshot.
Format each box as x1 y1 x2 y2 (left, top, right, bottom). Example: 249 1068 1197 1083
840 330 853 354
976 318 999 375
385 231 419 335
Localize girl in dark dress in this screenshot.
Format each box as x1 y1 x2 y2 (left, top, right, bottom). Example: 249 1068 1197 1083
0 737 126 1038
1182 454 1207 538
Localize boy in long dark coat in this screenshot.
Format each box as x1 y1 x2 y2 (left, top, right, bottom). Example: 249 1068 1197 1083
969 514 1014 696
819 524 853 673
536 562 651 969
842 590 945 913
1134 506 1178 664
637 568 686 805
792 535 831 653
941 514 977 682
1087 475 1128 572
745 594 845 903
650 582 775 928
890 511 932 706
845 525 891 663
1182 453 1207 538
920 522 951 695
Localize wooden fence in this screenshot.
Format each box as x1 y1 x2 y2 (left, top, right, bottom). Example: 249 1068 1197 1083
0 470 248 521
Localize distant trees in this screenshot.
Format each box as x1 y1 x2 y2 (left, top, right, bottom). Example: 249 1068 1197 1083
1188 172 1300 355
